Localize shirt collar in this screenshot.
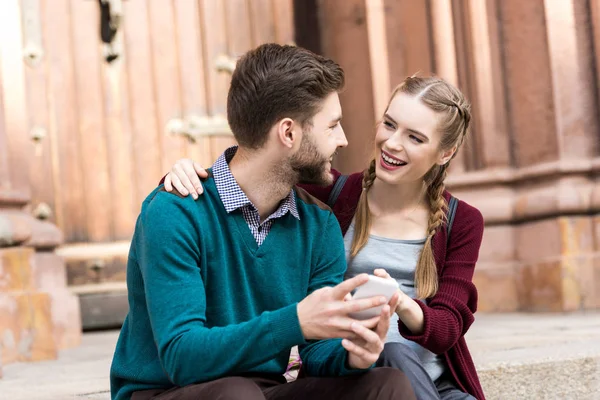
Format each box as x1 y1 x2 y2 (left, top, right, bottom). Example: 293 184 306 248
212 146 299 220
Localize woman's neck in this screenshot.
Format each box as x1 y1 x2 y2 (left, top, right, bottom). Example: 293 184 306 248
368 177 427 216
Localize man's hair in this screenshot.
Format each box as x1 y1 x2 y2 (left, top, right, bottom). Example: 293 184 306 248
227 43 345 149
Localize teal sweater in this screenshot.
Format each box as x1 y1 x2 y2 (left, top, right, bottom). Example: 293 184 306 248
110 178 359 399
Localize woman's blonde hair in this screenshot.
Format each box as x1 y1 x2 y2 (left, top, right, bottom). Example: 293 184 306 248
350 76 471 299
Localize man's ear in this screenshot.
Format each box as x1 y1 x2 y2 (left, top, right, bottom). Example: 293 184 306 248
276 118 298 149
438 145 457 166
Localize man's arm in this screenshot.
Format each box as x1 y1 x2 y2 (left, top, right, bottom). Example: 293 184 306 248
137 191 305 386
298 213 368 376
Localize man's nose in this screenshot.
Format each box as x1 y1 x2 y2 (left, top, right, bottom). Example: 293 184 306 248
337 126 349 148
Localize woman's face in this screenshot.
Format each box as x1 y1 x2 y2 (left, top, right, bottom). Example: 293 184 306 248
374 92 450 186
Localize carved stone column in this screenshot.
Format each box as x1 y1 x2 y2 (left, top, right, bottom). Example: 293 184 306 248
307 0 600 312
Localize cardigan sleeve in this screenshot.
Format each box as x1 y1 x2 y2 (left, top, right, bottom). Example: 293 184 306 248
397 201 484 355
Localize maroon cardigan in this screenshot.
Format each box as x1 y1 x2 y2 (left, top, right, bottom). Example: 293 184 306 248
299 170 486 400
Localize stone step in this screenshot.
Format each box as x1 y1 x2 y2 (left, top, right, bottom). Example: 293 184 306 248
0 246 82 369
467 313 600 399
0 291 57 365
1 312 599 399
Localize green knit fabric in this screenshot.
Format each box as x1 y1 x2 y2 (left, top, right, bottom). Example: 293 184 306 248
110 177 359 400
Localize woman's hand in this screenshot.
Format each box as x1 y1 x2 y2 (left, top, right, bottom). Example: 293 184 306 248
164 159 207 199
374 268 424 334
373 268 410 314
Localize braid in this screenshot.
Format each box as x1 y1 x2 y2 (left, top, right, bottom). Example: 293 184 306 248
350 159 376 257
426 163 450 235
415 163 449 299
362 159 377 190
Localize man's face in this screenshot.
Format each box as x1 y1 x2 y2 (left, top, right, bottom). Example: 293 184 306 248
290 92 348 185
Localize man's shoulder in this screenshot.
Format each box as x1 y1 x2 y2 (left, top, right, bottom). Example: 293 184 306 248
294 186 333 214
141 180 218 220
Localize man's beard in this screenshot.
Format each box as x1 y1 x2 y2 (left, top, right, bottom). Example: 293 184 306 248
289 133 333 186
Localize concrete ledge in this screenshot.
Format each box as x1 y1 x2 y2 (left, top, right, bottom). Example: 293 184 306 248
468 313 600 400
2 312 599 399
479 356 600 400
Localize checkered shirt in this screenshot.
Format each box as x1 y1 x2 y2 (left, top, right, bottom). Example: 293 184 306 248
212 146 299 246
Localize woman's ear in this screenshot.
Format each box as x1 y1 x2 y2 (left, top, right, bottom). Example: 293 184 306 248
438 145 457 166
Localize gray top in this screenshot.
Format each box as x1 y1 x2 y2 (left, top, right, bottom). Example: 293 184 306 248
344 222 446 382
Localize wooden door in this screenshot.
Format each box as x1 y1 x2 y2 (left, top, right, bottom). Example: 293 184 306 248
1 0 294 328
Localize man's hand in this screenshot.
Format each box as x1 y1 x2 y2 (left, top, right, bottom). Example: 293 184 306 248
164 158 207 199
343 291 401 369
297 274 387 341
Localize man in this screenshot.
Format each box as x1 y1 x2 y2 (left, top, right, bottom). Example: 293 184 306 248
110 44 415 400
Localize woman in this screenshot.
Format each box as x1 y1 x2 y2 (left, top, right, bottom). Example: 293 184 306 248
162 76 485 400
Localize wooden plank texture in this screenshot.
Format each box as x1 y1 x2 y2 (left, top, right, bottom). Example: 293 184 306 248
44 0 86 240
122 0 162 207
173 0 212 165
70 0 112 242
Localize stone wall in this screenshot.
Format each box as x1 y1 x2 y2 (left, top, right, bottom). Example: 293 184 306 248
297 0 600 312
0 199 82 377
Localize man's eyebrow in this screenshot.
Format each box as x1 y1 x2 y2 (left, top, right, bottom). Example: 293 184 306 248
328 115 342 125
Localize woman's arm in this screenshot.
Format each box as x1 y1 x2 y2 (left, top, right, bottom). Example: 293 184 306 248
397 203 484 355
159 158 342 202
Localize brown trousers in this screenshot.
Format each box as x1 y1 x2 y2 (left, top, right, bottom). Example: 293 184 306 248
132 367 416 400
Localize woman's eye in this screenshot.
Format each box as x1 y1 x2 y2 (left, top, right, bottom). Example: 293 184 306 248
383 121 395 130
410 135 424 144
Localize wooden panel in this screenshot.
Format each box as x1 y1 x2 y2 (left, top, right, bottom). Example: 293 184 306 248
122 0 162 207
173 0 212 166
44 0 86 240
24 0 56 224
223 0 252 160
70 0 112 242
226 0 253 56
293 0 322 54
148 0 186 174
0 0 31 195
79 291 128 330
66 256 127 286
273 0 295 44
249 0 276 46
366 0 391 118
320 0 375 173
203 0 236 161
592 0 600 125
101 33 136 240
0 40 11 190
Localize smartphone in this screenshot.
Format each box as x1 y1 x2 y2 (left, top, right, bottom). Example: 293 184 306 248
349 275 399 320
